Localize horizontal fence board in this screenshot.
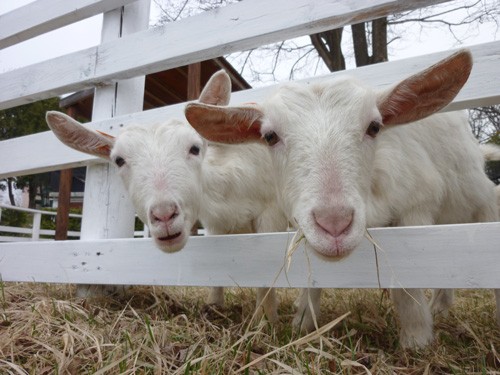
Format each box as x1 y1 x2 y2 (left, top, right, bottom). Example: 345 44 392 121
0 225 33 235
0 0 136 49
0 203 83 217
0 226 80 237
0 236 50 242
0 223 499 288
0 0 449 110
1 41 500 179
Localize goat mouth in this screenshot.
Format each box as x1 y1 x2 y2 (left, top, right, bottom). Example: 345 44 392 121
157 232 182 242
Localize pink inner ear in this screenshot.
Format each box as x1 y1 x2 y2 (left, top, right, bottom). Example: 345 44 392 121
379 49 472 126
204 118 263 144
96 130 116 140
96 143 113 156
185 103 264 144
198 70 231 106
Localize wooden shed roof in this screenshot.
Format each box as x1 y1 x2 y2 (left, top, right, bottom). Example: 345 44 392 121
59 57 250 119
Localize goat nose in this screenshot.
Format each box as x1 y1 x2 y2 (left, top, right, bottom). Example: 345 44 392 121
313 207 353 237
149 203 179 225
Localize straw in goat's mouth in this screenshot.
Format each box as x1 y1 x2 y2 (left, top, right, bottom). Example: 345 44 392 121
286 228 306 271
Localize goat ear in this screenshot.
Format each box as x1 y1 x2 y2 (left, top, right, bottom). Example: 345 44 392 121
185 103 264 144
46 111 114 159
377 49 472 126
199 70 232 106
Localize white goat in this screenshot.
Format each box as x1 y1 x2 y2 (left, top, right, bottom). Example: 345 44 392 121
185 50 500 348
46 71 287 321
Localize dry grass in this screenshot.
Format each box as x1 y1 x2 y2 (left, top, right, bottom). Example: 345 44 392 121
0 282 499 374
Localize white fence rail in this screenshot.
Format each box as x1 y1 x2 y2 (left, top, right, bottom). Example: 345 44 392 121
0 204 82 241
0 0 137 49
0 204 150 241
0 0 499 288
1 223 499 288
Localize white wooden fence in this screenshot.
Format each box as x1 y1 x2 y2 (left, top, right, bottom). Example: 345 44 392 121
0 204 152 241
0 0 499 290
0 203 82 241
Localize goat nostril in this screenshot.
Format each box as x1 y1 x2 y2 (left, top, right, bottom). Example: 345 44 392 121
313 208 354 237
149 204 180 225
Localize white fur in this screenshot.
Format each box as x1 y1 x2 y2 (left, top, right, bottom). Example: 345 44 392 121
480 143 500 162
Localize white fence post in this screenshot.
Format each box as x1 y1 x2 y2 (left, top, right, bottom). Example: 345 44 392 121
32 212 41 241
78 0 150 294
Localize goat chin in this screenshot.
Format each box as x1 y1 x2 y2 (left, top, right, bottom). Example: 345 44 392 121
153 232 187 253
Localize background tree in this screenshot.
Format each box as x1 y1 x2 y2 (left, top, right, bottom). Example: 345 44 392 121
0 98 60 208
468 105 500 143
154 0 499 151
471 105 500 183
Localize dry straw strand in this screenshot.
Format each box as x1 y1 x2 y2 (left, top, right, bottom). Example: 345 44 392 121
341 358 373 375
285 228 305 272
364 228 420 305
235 311 350 373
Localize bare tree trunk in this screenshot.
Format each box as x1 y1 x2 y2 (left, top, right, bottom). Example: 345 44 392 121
351 22 369 67
310 18 387 72
351 18 388 67
310 29 345 72
372 17 388 64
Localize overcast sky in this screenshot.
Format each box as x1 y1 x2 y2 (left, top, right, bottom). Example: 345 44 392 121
0 0 498 84
0 1 101 73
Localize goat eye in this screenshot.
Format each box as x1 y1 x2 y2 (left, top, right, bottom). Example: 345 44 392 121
366 121 381 138
189 145 200 156
115 156 126 167
263 131 280 146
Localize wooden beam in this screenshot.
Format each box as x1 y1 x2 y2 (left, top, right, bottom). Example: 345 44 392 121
54 168 73 240
213 57 252 90
54 104 78 241
187 62 201 236
0 0 137 49
54 104 77 241
0 0 450 110
59 88 94 109
53 104 75 241
187 63 201 100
